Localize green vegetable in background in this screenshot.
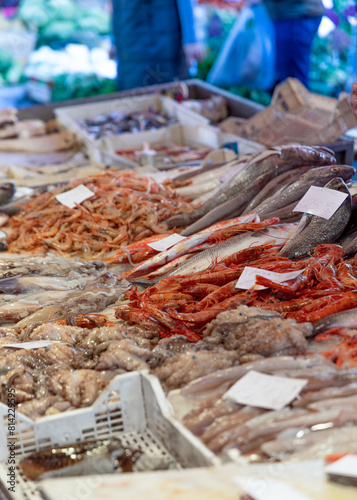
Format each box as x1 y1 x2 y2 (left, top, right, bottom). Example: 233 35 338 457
77 10 111 35
41 20 76 40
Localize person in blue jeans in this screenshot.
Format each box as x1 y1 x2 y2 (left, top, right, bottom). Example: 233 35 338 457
112 0 204 90
264 0 324 89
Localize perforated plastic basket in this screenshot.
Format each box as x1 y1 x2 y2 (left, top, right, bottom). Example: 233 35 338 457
0 372 219 499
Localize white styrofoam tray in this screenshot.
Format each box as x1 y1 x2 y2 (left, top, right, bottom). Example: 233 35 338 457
0 371 219 500
98 123 264 168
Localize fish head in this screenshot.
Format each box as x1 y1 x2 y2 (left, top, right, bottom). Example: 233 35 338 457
328 165 356 181
324 177 350 194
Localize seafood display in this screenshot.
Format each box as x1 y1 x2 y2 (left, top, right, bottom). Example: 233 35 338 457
78 108 177 139
2 94 357 500
6 171 192 259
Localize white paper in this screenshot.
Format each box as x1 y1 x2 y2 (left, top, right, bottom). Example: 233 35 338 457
56 184 95 209
1 340 61 350
293 186 348 220
236 267 304 290
147 233 186 252
234 477 312 500
223 370 307 410
325 454 357 478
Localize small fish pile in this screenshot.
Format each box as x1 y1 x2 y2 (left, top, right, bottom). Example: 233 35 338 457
6 171 193 259
177 354 357 460
78 108 176 139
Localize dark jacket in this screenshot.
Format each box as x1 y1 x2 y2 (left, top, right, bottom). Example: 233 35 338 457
265 0 324 20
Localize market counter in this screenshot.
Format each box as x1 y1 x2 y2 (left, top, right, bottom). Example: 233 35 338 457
37 461 356 500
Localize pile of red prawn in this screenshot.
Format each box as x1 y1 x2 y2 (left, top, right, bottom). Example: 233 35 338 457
7 171 193 260
116 243 357 349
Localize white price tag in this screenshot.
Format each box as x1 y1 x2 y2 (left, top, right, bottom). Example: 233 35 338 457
1 341 61 350
56 184 95 209
325 454 357 478
293 186 348 220
223 370 307 410
147 233 186 252
236 267 304 290
234 477 313 500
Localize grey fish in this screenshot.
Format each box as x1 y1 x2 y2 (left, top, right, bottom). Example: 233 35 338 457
168 145 336 230
279 177 352 258
254 164 355 218
313 307 357 334
242 166 312 214
338 226 357 255
0 182 15 206
262 201 303 223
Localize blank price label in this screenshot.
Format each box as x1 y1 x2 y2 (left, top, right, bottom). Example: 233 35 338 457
236 267 304 290
223 370 307 410
293 186 348 220
147 233 186 252
56 184 95 209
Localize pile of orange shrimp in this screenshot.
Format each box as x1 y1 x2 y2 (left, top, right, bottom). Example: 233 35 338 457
7 171 193 260
116 244 357 343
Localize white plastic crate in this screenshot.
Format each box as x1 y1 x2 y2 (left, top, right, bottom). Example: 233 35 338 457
55 94 209 162
0 372 219 500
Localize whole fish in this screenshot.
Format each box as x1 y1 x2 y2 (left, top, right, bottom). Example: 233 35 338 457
166 224 297 278
262 426 357 461
168 146 336 230
339 224 357 255
0 255 106 280
313 307 357 334
242 166 312 214
124 213 258 279
180 171 278 235
254 165 355 218
0 275 92 294
0 182 15 206
279 177 352 258
181 354 332 399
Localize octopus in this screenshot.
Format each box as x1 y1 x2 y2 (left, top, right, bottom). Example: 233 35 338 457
153 349 239 391
95 339 155 371
203 305 312 362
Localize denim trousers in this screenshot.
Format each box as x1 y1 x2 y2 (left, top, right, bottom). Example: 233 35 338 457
273 16 322 89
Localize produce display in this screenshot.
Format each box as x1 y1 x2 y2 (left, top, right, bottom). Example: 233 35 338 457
1 89 357 500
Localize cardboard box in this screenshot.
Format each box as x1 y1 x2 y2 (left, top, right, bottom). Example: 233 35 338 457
220 78 357 147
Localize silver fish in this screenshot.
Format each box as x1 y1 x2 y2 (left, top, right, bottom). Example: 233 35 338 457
254 165 355 218
242 166 312 214
0 182 15 206
166 224 296 278
313 308 357 334
279 177 352 258
168 146 336 231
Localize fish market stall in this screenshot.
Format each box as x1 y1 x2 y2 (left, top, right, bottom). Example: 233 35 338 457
0 82 357 499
